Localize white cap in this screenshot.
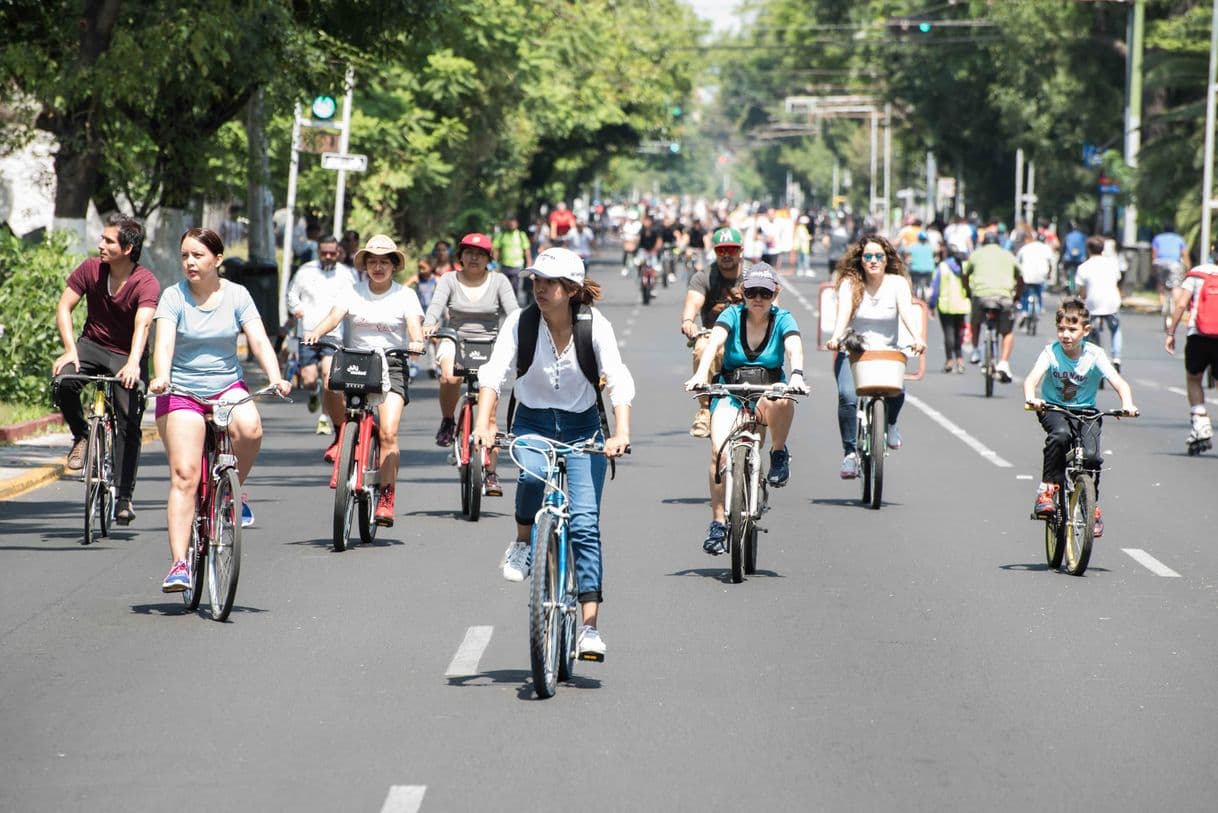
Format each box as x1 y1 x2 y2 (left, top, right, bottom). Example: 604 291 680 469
527 247 585 285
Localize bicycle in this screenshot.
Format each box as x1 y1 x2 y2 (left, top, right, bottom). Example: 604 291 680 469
1025 402 1135 576
1019 288 1042 336
318 339 418 551
847 345 909 510
977 300 1007 398
694 382 802 583
434 329 497 521
636 250 659 305
165 383 290 621
54 374 137 545
498 433 617 699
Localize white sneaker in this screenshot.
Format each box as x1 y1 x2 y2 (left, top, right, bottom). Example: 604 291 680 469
315 414 333 435
886 425 902 450
994 360 1013 382
501 539 530 582
577 625 606 661
839 453 859 479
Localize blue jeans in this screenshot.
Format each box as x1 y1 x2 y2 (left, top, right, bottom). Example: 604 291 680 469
834 351 905 455
1087 313 1122 362
511 404 607 603
1020 283 1044 315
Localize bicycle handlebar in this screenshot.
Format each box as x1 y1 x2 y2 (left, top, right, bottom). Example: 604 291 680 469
690 382 807 400
163 383 293 410
53 374 146 396
312 337 423 358
1024 401 1138 419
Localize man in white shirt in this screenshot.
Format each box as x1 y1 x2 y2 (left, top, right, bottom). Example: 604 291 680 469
1076 234 1124 367
285 235 358 455
1016 232 1056 326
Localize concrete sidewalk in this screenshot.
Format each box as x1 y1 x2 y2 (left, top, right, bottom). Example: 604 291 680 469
0 423 159 501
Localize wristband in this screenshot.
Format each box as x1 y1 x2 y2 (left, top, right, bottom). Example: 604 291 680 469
682 318 694 325
790 369 804 377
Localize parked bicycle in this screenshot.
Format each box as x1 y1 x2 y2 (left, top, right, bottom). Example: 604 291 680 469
54 374 139 545
433 329 497 521
1026 402 1136 576
498 433 616 699
165 383 290 621
318 339 419 551
693 382 802 583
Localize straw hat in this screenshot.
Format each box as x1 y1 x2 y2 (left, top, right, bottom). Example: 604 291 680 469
353 234 407 271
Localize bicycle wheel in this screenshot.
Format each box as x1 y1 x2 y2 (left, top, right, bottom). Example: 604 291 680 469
461 411 482 521
1044 511 1064 570
183 518 205 611
984 330 995 398
529 513 561 698
557 537 578 679
332 420 359 552
357 429 381 544
83 418 104 544
641 278 652 305
868 398 886 509
207 469 242 621
744 461 760 576
100 421 115 537
858 405 872 505
1063 474 1096 576
728 445 750 584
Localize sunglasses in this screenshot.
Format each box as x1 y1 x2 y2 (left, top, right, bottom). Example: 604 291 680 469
714 247 742 255
861 252 886 262
743 288 774 300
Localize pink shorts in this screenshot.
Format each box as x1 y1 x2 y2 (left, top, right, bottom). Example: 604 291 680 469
155 381 249 419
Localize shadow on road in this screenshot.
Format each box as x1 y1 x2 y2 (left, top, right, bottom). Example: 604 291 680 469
286 536 405 548
999 562 1111 574
810 497 904 509
659 496 709 505
130 602 269 617
446 668 601 699
667 567 783 581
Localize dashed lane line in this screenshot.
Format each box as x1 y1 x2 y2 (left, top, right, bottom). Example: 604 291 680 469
444 626 493 678
379 785 427 813
1122 548 1182 578
904 394 1014 468
1168 385 1218 407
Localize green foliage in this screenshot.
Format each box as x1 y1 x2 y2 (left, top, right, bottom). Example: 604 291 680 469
0 230 83 406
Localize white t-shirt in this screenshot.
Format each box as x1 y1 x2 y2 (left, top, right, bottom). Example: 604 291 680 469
342 281 423 350
286 261 358 337
1016 241 1056 286
842 274 913 350
1076 256 1122 316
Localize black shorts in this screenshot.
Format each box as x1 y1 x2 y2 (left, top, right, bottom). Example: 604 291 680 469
971 298 1015 336
1184 334 1218 377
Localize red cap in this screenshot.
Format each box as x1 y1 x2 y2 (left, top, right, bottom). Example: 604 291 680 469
458 233 493 254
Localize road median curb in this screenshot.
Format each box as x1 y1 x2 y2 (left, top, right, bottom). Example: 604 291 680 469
0 425 160 501
0 413 66 444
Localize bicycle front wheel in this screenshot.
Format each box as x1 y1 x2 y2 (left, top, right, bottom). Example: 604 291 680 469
99 421 115 537
83 418 104 544
333 420 359 552
1044 512 1064 570
1063 474 1096 576
461 411 482 521
858 405 872 505
207 469 243 621
357 430 381 545
868 398 886 509
529 513 561 698
728 445 750 584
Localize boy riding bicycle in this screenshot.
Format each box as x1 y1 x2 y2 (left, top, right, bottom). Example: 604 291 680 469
1023 299 1138 538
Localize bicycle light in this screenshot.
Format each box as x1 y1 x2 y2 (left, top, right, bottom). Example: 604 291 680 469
212 405 234 428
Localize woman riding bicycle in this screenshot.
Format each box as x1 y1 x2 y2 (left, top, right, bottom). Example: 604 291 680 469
423 232 518 496
473 247 633 661
684 263 808 555
304 235 426 527
826 234 926 479
149 228 291 593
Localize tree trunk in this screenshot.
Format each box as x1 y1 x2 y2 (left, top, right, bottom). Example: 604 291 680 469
244 87 276 264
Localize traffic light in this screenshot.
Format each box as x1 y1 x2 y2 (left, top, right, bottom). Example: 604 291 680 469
311 95 337 120
917 21 932 33
669 141 681 154
671 105 683 118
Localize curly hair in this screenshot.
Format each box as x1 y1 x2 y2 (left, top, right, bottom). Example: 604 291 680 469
833 233 910 319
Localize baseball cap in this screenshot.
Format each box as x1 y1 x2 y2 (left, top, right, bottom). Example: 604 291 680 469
527 247 585 285
741 262 778 291
712 227 743 250
458 232 493 254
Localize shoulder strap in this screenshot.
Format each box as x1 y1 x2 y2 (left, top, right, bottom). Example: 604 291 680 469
573 303 600 390
515 304 542 378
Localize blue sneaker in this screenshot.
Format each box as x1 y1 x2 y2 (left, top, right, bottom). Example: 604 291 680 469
161 560 190 593
241 496 254 529
767 447 790 487
703 521 727 556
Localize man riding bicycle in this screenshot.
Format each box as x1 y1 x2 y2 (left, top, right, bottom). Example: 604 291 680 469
964 230 1022 382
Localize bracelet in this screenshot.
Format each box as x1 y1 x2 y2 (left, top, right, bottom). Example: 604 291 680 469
682 318 694 324
790 368 804 377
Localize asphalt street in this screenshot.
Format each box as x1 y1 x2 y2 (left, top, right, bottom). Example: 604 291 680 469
3 249 1218 812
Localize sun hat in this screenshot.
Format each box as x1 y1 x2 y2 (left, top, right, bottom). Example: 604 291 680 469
527 247 585 285
712 227 743 250
741 262 778 292
353 234 407 271
458 232 493 255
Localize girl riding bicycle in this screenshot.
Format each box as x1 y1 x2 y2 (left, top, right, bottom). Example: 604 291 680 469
1024 298 1137 538
826 234 926 479
683 263 808 556
149 228 291 593
473 247 633 661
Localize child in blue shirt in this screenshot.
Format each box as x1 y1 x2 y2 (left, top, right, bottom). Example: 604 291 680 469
1023 298 1138 536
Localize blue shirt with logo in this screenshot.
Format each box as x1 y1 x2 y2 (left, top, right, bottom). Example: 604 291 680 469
1037 341 1112 408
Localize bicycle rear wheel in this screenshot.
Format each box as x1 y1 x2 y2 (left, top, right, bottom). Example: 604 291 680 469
1063 474 1096 576
99 421 114 538
558 537 578 678
858 405 872 505
744 466 760 576
358 430 381 544
868 399 886 509
83 418 104 544
1044 512 1064 570
728 445 750 584
183 519 205 611
529 513 561 698
984 330 995 398
207 469 243 621
333 420 359 552
461 409 482 521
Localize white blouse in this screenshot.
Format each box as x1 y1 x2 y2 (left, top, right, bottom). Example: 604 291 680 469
479 307 635 412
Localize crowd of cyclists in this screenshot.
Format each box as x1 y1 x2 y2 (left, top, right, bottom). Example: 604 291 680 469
46 197 1218 657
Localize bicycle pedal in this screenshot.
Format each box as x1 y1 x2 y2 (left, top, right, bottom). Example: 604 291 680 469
578 651 605 663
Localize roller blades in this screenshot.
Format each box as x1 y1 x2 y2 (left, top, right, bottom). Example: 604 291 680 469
1188 411 1213 456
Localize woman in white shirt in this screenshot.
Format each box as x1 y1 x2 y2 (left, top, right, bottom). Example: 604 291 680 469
305 235 425 527
473 248 633 661
826 235 926 479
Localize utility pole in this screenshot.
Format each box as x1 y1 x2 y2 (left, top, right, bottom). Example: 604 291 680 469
869 109 878 225
883 102 892 233
1202 0 1218 258
1015 148 1024 227
925 151 936 224
333 66 355 238
278 105 303 325
1124 0 1145 246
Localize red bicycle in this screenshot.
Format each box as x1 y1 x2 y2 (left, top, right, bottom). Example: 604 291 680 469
435 328 497 521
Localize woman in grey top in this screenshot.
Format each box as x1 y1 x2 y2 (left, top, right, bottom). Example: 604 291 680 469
423 232 518 495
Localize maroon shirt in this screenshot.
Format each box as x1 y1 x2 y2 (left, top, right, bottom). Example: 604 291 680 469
67 258 161 356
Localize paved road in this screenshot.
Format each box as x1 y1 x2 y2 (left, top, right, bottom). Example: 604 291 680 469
3 250 1218 812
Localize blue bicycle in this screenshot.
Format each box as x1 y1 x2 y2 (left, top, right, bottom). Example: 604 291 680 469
500 433 609 699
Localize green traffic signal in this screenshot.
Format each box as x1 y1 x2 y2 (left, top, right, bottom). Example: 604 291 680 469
311 95 338 120
918 22 932 33
669 141 681 154
671 105 683 118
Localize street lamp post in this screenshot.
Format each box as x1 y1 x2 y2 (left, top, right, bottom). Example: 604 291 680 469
1202 0 1218 259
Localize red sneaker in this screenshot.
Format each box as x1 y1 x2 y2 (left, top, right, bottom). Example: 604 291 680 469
323 438 340 463
1033 484 1058 519
1093 505 1103 538
374 486 395 527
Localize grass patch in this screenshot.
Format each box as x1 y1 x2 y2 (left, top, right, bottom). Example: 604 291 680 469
0 401 57 426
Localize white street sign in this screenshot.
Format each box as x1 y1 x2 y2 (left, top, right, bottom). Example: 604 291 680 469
321 152 368 172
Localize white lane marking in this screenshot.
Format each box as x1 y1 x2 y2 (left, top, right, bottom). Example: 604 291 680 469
781 278 819 317
1135 378 1160 388
380 785 427 813
1122 548 1182 578
905 393 1014 468
1016 474 1034 480
1167 385 1218 406
444 626 493 677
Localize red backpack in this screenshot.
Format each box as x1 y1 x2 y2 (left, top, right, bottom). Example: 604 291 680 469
1187 267 1218 336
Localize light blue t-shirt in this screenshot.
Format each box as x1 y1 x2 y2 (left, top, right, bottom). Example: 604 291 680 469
1037 341 1114 409
715 303 800 378
906 242 935 274
1153 232 1188 263
155 280 260 394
